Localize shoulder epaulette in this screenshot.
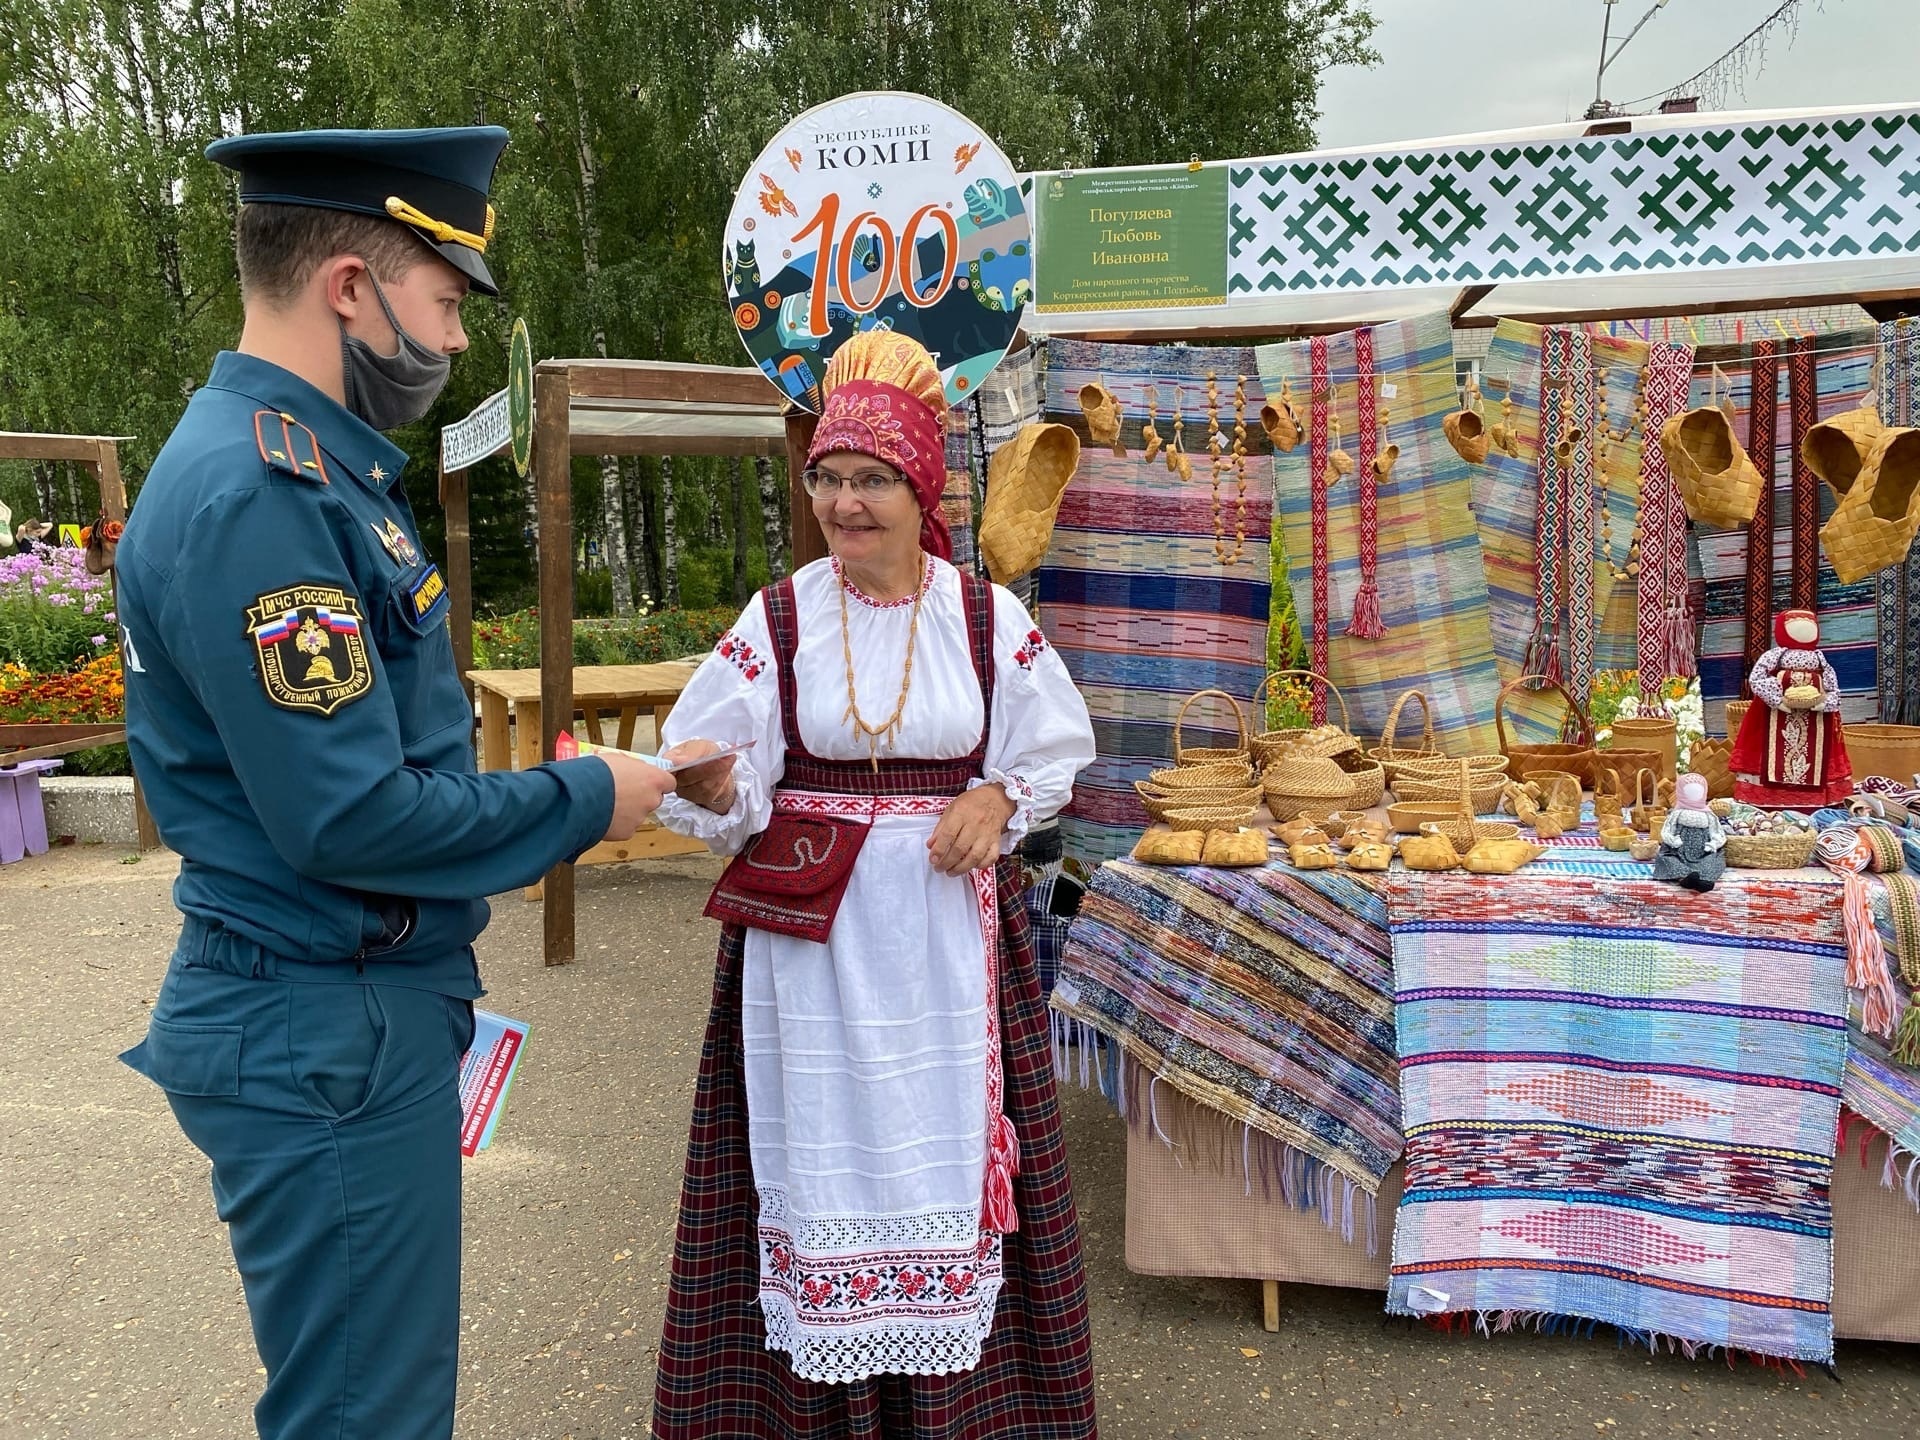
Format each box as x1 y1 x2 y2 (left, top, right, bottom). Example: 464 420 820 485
252 409 330 485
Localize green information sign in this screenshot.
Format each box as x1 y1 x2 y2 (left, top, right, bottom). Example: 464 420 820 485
1035 166 1228 314
508 317 533 477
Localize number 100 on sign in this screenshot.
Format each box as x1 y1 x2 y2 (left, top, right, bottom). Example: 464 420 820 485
722 91 1032 412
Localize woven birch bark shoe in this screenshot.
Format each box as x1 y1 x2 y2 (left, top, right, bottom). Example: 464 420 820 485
1658 407 1763 529
1802 405 1885 499
1076 382 1126 457
1821 426 1920 585
1259 399 1302 453
1443 408 1489 464
979 422 1081 584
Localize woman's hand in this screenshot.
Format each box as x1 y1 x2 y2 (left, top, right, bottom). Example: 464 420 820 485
927 785 1017 876
660 739 739 814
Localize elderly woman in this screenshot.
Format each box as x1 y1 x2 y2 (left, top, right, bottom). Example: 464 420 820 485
650 330 1098 1438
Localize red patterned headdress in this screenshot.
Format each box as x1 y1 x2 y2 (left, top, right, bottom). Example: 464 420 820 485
1775 610 1819 648
806 330 951 560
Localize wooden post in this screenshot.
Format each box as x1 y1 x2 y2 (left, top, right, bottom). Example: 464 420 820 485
1261 1280 1281 1333
442 459 475 704
534 367 576 966
785 410 826 571
97 440 154 848
92 439 127 521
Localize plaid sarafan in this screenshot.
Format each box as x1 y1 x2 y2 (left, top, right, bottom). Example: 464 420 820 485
1256 315 1503 756
650 862 1097 1439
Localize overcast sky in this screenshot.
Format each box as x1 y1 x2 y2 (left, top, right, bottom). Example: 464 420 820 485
1315 0 1916 148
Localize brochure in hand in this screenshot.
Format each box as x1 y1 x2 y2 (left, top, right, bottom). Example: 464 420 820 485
553 731 755 773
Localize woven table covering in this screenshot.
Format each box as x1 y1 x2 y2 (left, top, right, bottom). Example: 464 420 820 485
1385 871 1849 1363
1050 860 1400 1204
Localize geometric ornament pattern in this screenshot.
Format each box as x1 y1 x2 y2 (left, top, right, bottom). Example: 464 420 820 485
1229 109 1920 294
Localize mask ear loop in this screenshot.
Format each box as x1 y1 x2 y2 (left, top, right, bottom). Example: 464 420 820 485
348 260 427 362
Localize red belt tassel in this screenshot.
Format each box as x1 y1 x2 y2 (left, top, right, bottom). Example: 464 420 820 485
1743 340 1778 689
1348 325 1386 640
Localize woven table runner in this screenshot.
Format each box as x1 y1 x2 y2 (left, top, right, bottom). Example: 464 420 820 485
1788 336 1820 614
1638 341 1696 700
1349 325 1385 639
1744 340 1780 685
1308 334 1332 721
1566 330 1598 708
1525 328 1571 682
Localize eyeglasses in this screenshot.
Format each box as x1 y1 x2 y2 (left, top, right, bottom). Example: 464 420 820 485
802 469 904 500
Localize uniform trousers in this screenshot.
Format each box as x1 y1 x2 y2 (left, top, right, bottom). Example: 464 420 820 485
122 953 474 1440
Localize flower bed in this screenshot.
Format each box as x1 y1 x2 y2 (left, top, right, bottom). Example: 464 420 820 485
0 653 128 774
0 548 119 672
0 548 129 773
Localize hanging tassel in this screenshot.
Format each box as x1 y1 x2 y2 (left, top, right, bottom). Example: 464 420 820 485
1348 581 1386 640
983 1112 1020 1234
1842 872 1899 1039
1664 599 1696 678
1894 1001 1920 1069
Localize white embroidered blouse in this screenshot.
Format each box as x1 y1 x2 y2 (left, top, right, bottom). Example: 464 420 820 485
653 554 1094 1384
658 555 1094 851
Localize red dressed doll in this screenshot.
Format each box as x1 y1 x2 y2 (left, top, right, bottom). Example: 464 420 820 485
1730 609 1853 808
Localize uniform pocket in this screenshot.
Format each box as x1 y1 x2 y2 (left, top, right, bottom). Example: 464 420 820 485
123 1018 243 1097
448 997 477 1061
289 985 389 1122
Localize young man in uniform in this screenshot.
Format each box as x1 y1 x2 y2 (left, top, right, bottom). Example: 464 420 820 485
115 127 702 1439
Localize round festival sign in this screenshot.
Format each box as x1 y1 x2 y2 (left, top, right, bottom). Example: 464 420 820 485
723 91 1031 413
508 317 534 478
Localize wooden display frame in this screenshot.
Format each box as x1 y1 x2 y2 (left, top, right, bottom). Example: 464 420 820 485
0 433 158 849
440 360 810 965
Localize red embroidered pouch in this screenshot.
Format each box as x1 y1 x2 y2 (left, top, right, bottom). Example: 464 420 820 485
704 812 871 943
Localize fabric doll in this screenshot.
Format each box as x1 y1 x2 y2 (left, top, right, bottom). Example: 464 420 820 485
1730 609 1853 808
1652 772 1727 892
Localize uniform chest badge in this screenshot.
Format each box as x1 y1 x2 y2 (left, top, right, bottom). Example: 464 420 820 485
372 517 420 568
246 584 373 716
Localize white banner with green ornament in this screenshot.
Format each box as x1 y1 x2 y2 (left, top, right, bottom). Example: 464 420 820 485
1022 102 1920 335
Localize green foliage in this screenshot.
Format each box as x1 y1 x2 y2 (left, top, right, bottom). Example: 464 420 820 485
471 605 734 670
0 0 1377 613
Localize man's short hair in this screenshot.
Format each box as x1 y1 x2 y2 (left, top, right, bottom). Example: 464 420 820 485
235 202 429 307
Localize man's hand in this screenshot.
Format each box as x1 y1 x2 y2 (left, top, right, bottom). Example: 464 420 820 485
927 785 1017 877
598 751 677 840
661 739 740 814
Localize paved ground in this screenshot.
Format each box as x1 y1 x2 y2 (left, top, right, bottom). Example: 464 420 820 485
4 844 1918 1439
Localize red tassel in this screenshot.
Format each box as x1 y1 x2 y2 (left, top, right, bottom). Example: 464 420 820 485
1347 581 1386 640
983 1113 1020 1234
1664 602 1696 677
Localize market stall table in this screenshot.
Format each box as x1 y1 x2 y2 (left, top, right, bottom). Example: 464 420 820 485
468 661 707 896
1053 826 1920 1349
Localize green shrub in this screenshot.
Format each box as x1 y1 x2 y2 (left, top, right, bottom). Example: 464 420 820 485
473 606 734 670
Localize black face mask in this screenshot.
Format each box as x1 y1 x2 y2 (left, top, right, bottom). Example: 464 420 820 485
339 268 451 431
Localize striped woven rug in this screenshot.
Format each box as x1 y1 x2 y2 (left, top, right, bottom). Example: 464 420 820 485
1039 339 1273 863
1475 321 1654 694
1050 860 1401 1222
1385 871 1849 1363
1255 314 1503 755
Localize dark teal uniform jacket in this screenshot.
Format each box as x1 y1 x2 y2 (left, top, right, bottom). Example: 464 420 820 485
115 350 613 992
